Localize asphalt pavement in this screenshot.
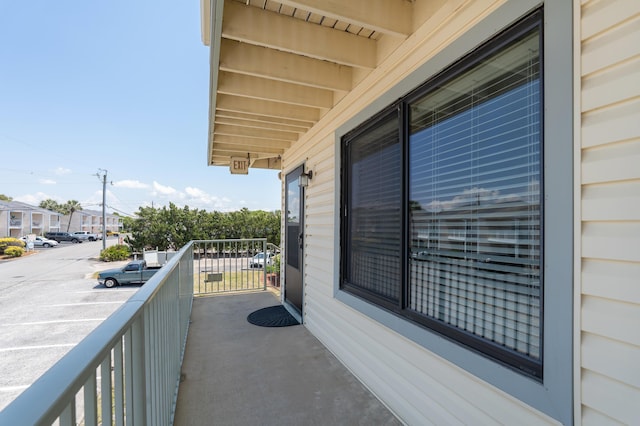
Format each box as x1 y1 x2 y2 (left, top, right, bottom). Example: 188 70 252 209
0 238 135 412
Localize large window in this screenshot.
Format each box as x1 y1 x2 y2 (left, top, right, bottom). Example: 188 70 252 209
341 11 543 377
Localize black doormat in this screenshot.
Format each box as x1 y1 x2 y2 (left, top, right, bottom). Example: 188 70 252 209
247 305 300 327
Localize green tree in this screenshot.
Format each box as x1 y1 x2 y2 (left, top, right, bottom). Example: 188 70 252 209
126 205 169 251
120 215 135 232
62 200 82 232
39 199 63 213
125 205 281 251
0 194 12 201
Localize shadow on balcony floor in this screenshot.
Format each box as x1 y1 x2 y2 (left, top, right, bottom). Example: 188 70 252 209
174 291 401 426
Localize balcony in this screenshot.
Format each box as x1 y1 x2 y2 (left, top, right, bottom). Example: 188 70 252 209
0 240 398 425
174 291 398 425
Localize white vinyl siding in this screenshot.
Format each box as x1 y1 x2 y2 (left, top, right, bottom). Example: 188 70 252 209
281 1 564 424
579 0 640 424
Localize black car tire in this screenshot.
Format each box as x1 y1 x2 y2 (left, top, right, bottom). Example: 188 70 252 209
43 243 50 248
104 278 118 288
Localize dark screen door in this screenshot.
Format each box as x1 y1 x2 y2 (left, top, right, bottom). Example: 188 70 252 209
285 165 304 314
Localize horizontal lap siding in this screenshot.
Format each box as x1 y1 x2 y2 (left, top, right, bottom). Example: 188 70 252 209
580 0 640 423
281 0 562 423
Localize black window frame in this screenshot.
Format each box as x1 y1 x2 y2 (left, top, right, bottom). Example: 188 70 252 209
340 9 544 379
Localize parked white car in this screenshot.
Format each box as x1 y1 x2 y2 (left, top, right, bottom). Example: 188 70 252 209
249 252 273 268
73 231 99 241
20 236 59 248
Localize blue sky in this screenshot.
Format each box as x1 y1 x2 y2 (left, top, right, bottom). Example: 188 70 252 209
0 1 282 216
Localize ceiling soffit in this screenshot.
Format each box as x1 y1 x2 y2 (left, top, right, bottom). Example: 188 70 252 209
205 0 416 169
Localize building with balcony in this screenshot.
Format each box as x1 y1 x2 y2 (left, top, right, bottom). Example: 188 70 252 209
0 200 62 238
61 208 123 235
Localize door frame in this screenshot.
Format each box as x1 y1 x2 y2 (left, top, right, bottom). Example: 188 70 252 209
283 163 305 318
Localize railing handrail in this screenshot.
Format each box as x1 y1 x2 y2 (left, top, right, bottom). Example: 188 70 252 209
0 241 194 425
192 238 267 244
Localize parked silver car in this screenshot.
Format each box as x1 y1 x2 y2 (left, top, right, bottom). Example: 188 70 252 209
20 236 59 248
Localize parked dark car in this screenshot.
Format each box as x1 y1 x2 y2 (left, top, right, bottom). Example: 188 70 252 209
44 232 82 243
97 260 162 288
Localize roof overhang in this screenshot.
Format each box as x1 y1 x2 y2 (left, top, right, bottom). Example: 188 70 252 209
201 0 422 171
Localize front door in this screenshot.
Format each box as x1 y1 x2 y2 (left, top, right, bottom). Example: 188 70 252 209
284 165 304 314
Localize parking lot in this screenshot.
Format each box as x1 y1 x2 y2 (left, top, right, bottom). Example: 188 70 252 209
0 238 135 411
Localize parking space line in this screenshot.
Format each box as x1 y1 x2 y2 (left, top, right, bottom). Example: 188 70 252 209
0 343 76 353
0 385 30 393
1 319 105 327
44 301 124 307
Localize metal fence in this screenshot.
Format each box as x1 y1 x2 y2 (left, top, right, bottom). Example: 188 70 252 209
192 239 280 295
0 241 194 425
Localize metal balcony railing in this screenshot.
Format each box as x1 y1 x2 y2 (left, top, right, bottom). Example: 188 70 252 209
0 238 277 425
0 242 195 425
192 239 280 295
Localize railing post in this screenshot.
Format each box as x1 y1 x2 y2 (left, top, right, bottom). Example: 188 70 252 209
114 339 125 426
101 354 113 425
131 316 147 425
59 400 76 426
84 373 97 426
263 239 268 290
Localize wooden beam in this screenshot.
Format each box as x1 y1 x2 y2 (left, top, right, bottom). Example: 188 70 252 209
214 124 299 142
222 0 376 69
215 116 305 134
213 134 292 150
217 71 334 109
209 154 282 170
250 156 282 170
277 0 412 37
216 94 320 122
212 142 285 156
215 110 313 130
211 147 282 158
219 39 352 91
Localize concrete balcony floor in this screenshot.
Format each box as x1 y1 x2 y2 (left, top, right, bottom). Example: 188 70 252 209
174 290 401 426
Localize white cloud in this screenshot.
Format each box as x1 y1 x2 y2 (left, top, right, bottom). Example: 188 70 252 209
39 179 56 185
14 192 62 205
185 186 207 198
152 181 177 196
184 187 215 206
53 167 71 175
113 179 149 189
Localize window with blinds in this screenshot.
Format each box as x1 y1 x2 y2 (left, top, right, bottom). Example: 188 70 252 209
342 109 402 305
408 24 542 374
341 11 543 377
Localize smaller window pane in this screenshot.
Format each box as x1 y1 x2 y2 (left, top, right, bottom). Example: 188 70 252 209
343 111 402 303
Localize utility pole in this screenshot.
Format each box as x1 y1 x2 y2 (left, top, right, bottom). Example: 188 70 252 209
98 169 108 251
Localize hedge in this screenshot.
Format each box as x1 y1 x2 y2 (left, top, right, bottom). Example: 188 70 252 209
0 237 25 255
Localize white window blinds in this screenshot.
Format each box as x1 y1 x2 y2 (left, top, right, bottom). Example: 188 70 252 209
345 112 402 303
408 28 542 361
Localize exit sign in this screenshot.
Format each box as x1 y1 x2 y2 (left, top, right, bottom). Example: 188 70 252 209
230 157 249 174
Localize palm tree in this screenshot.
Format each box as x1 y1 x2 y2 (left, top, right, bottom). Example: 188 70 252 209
39 199 62 213
63 200 83 232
